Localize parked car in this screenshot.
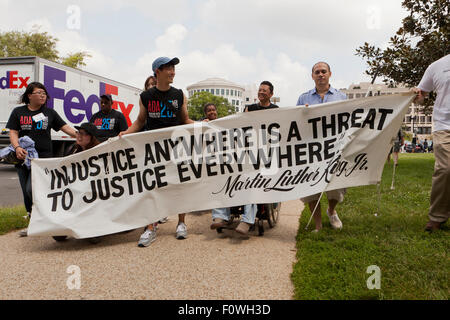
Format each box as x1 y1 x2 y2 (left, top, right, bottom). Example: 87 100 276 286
404 143 413 153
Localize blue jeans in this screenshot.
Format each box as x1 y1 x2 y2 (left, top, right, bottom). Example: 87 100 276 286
15 164 32 213
212 204 257 225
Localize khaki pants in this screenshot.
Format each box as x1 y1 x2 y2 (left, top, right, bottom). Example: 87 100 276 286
301 188 346 204
429 130 450 223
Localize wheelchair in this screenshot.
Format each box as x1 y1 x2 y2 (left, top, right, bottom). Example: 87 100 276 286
216 202 281 236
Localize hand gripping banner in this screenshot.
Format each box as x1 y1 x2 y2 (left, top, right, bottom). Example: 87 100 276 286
29 93 415 238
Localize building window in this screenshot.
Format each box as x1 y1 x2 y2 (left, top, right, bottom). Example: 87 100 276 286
221 89 224 95
356 93 361 98
246 97 249 102
427 116 432 123
348 94 354 99
232 100 235 105
226 89 229 95
216 89 220 95
236 100 239 106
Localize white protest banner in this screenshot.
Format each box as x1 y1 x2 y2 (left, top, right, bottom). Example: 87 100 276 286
28 93 415 238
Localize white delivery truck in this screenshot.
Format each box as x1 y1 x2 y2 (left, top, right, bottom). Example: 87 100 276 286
0 56 142 155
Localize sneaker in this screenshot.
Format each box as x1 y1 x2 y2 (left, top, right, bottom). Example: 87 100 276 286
176 222 187 239
327 209 343 229
138 229 157 247
235 221 251 235
158 217 169 224
210 218 227 229
19 228 28 237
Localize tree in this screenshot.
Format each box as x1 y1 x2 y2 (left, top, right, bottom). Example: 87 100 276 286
0 27 90 69
60 51 91 69
188 91 236 120
356 0 449 111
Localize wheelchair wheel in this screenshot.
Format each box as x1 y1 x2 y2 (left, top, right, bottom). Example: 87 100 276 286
268 202 281 228
257 219 264 236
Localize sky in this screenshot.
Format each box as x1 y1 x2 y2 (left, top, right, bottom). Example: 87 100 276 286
0 0 408 106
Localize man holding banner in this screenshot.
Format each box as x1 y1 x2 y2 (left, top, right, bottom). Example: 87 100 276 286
211 81 279 236
296 62 347 232
414 54 450 232
119 56 195 247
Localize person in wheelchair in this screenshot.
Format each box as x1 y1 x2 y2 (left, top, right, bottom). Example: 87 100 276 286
210 81 279 235
211 204 258 235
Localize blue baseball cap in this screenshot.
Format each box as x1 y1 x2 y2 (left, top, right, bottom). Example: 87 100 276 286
152 57 180 72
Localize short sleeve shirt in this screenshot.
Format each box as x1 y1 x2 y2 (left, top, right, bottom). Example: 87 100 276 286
6 105 66 158
418 54 450 132
296 86 347 106
90 109 129 140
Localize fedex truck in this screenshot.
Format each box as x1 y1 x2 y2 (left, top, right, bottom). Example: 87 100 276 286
0 56 142 155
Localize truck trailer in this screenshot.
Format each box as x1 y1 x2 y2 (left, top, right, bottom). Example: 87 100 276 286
0 56 142 156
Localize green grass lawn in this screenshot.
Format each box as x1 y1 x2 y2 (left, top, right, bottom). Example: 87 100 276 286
0 205 28 235
292 153 449 300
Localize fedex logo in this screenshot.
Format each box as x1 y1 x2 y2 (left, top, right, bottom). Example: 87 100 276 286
44 65 134 125
0 71 30 89
100 82 134 126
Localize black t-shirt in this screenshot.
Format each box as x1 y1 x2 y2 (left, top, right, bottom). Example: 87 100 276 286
90 109 128 140
6 105 66 158
140 86 184 131
245 103 279 112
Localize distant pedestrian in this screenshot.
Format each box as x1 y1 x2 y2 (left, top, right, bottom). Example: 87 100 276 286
390 130 404 166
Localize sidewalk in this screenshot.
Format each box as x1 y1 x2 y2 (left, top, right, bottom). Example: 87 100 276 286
0 200 303 299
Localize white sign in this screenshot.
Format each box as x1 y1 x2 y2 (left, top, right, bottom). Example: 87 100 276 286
29 94 414 238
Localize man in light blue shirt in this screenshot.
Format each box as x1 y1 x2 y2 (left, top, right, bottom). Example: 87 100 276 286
296 61 347 232
297 62 347 106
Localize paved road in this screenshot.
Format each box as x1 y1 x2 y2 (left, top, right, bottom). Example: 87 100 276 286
0 164 23 207
0 200 303 299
